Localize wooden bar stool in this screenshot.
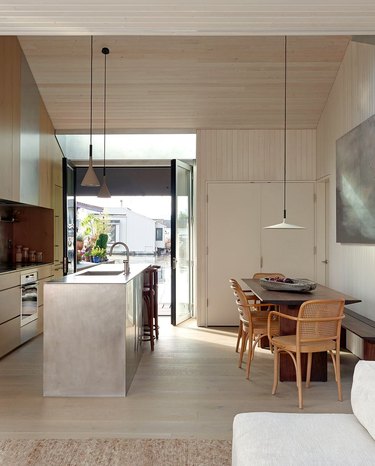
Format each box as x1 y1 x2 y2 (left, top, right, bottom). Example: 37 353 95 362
142 266 160 350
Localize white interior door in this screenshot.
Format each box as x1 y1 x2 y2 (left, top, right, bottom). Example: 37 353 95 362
207 183 261 326
261 182 315 279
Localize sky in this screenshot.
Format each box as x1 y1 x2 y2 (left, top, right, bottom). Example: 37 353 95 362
78 196 171 220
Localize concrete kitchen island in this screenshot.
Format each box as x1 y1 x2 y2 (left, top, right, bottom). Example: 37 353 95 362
43 263 149 397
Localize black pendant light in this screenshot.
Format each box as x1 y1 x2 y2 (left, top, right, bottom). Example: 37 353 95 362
81 36 100 187
265 36 304 230
98 46 111 198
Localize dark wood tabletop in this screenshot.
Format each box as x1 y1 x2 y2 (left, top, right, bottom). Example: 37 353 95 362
241 278 361 306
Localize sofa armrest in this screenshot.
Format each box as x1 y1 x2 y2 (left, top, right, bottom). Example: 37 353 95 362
351 360 375 440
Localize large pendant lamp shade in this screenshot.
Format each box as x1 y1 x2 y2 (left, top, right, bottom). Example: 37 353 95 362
98 47 111 198
264 37 304 230
81 36 100 187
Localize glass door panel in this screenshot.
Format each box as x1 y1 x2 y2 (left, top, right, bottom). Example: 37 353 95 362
171 160 193 325
63 158 76 275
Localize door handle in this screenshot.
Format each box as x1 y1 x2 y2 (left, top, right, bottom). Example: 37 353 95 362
321 260 328 264
63 256 68 274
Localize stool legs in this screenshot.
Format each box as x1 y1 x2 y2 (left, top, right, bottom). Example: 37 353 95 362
142 266 160 351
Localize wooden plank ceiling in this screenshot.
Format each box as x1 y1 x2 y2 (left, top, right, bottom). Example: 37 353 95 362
3 1 375 35
19 36 350 131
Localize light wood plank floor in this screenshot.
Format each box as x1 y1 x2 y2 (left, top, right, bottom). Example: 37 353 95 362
0 317 358 440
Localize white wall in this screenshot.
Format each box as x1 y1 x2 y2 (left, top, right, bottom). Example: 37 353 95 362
108 207 156 254
196 129 316 326
317 40 375 319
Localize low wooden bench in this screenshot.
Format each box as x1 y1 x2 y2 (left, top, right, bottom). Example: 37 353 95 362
341 308 375 360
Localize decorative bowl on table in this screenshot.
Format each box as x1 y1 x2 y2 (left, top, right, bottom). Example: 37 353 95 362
259 277 317 292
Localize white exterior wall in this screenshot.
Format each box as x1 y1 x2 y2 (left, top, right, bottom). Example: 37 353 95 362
316 41 375 320
108 207 156 254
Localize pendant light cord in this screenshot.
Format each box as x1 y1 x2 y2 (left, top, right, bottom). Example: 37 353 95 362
103 49 107 176
89 36 93 153
283 35 287 220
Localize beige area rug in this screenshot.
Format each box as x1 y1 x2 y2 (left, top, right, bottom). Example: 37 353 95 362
0 439 232 466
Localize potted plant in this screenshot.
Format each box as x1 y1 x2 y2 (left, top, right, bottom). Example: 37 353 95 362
90 247 107 263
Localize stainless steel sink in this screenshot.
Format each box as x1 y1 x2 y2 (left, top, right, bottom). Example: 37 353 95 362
79 270 123 276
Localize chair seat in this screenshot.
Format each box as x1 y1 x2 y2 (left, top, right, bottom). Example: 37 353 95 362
271 334 336 353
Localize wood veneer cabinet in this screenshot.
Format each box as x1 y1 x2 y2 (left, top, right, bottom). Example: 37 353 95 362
0 270 21 357
0 37 21 202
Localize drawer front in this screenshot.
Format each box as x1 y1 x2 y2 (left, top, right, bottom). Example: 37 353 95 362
0 287 21 324
37 264 54 280
0 316 21 357
0 271 20 291
21 318 39 344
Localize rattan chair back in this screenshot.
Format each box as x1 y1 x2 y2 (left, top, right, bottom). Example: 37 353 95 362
297 299 344 342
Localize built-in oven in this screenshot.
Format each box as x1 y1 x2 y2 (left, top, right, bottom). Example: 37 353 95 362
21 271 38 326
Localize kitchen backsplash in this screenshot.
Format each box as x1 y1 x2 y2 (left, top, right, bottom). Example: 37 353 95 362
0 202 53 265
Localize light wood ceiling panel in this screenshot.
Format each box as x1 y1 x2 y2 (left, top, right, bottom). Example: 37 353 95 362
19 36 350 131
2 1 375 35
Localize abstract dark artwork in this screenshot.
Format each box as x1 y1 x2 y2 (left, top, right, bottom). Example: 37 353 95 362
336 114 375 243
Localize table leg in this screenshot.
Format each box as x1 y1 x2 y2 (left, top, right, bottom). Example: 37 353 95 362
279 304 327 382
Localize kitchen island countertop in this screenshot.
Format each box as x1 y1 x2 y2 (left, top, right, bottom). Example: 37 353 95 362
51 262 151 285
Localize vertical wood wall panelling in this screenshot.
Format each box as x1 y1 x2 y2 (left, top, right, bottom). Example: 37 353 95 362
316 41 375 320
196 129 316 326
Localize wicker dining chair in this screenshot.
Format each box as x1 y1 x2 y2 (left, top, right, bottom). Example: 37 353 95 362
267 299 345 409
231 282 280 379
229 279 257 353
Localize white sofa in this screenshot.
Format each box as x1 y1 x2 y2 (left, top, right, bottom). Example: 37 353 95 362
232 361 375 465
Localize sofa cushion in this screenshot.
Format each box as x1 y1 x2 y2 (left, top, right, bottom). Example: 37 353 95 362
351 360 375 440
233 412 375 466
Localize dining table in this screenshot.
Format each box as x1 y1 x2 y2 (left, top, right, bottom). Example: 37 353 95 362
241 278 361 382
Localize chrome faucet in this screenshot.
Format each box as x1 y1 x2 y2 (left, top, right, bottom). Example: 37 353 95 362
109 242 130 275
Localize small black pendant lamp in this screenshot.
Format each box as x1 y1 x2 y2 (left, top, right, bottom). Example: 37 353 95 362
98 46 111 198
264 36 304 230
81 36 100 187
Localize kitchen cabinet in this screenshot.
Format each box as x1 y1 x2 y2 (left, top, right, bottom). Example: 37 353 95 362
0 37 63 212
19 54 40 206
0 264 54 356
206 181 315 325
53 184 64 278
0 270 21 357
39 101 64 210
21 264 53 342
0 37 21 202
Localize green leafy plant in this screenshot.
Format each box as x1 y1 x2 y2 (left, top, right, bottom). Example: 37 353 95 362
95 233 108 250
80 212 110 239
91 247 107 258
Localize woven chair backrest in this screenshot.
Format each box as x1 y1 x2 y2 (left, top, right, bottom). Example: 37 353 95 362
297 299 345 341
